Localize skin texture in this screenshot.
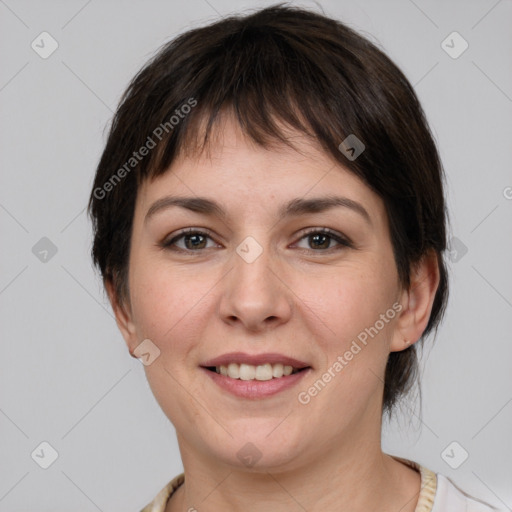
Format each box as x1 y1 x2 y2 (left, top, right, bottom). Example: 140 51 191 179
107 115 440 512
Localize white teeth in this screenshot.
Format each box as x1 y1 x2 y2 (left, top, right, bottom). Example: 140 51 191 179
283 365 293 376
216 362 300 380
239 363 256 380
227 363 239 379
272 363 284 378
255 363 273 381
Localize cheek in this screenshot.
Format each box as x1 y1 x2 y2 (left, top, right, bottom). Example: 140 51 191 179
297 265 398 406
302 266 392 340
129 258 215 356
130 263 214 424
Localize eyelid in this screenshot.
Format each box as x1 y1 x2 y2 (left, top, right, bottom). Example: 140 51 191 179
161 226 353 252
296 226 352 244
162 228 219 248
291 227 353 252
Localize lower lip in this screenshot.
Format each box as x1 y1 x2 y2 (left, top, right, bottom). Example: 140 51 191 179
201 367 311 399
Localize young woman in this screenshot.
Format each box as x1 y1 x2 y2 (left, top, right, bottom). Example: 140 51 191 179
88 4 502 511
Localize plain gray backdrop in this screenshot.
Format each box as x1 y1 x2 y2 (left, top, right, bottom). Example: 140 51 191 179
1 0 511 510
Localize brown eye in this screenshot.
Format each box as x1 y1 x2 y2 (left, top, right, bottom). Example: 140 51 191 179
294 228 352 252
162 229 217 252
308 232 331 250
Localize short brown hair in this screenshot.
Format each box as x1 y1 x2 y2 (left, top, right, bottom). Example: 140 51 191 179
88 3 449 417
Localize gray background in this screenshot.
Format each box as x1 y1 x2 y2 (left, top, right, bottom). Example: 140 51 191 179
1 0 511 510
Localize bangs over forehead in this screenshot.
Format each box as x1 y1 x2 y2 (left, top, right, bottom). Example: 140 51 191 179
120 6 409 190
165 106 317 170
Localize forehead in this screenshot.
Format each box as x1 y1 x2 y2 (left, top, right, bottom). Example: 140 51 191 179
136 116 385 224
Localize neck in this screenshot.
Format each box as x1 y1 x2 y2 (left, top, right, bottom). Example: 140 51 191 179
167 433 421 512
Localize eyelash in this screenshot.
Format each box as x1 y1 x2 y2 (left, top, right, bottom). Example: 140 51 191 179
161 227 353 254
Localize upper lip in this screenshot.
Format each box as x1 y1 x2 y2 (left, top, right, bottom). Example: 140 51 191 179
201 352 311 369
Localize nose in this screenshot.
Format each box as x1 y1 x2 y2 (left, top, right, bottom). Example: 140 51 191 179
218 237 293 333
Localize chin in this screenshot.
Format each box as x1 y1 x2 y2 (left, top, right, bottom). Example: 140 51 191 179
207 427 306 471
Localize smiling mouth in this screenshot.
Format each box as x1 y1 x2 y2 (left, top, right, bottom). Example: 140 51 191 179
203 363 310 381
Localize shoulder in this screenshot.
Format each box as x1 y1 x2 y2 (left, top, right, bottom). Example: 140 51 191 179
431 472 508 512
140 473 185 512
391 455 508 512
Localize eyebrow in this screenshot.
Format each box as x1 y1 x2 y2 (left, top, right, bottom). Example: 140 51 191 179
144 195 372 226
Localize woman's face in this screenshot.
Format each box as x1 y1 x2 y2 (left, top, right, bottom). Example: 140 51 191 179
115 117 413 470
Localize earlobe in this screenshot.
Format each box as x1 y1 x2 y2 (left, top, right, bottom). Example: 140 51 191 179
390 250 440 353
104 279 138 352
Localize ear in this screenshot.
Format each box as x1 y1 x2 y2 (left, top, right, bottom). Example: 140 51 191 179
390 249 440 352
105 278 138 354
